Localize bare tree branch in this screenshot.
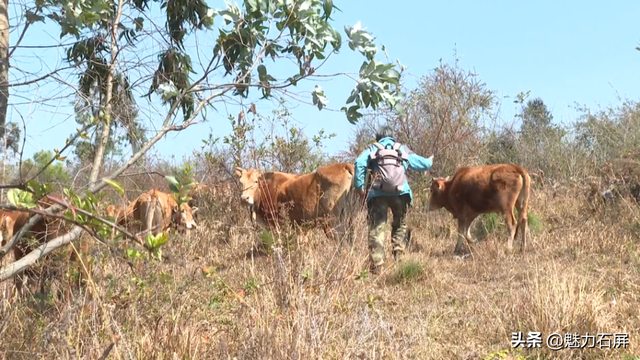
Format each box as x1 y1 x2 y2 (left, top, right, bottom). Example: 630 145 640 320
8 66 76 88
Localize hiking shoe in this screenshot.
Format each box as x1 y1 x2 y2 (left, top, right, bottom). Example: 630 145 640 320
369 261 383 275
392 249 405 262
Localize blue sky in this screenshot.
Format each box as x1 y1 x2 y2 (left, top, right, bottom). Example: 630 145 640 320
7 0 640 165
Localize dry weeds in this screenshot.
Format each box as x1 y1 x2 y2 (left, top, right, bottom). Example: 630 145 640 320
0 185 639 360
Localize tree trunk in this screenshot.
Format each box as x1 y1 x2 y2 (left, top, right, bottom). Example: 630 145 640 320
87 0 124 186
0 0 9 140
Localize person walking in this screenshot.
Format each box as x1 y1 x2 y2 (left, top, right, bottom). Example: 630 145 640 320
353 125 433 273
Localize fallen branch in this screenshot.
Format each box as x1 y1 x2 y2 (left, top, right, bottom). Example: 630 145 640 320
40 195 138 242
0 202 67 259
0 227 83 281
0 204 106 247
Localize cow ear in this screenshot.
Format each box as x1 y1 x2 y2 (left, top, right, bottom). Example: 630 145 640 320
191 206 199 214
235 167 244 178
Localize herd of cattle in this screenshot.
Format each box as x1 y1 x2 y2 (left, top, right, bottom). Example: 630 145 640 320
0 160 534 286
0 162 531 260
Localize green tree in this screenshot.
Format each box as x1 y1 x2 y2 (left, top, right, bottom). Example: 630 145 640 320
516 96 567 177
351 55 498 176
0 0 408 282
519 97 556 149
19 150 71 187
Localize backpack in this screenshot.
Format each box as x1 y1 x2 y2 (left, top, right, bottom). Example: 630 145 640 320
368 141 409 193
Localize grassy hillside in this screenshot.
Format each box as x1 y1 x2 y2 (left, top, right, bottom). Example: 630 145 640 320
1 175 638 360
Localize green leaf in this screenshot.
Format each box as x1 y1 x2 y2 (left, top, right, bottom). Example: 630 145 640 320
323 0 333 19
345 105 363 124
168 183 180 194
383 68 401 81
134 17 144 32
126 249 141 259
25 10 45 24
165 175 179 188
27 180 51 199
246 0 259 12
146 232 169 254
103 178 124 195
7 189 37 209
154 233 169 247
312 85 329 111
394 102 406 117
257 64 267 82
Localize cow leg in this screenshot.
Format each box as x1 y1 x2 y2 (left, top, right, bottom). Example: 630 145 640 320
514 202 529 253
321 218 339 243
328 207 348 245
152 200 164 236
455 210 476 255
505 208 517 254
455 219 469 255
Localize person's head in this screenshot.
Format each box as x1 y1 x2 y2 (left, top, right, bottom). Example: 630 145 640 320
375 125 394 141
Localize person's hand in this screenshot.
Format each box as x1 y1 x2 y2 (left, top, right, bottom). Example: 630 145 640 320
424 155 434 176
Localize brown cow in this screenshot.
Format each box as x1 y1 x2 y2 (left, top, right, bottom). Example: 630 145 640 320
114 189 198 237
0 195 77 295
235 169 300 226
0 195 73 259
106 204 126 219
235 162 357 242
427 163 531 255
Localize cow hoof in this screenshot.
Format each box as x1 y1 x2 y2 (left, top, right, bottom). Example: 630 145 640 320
454 244 469 256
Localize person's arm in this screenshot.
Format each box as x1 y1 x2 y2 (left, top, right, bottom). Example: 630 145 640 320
354 145 372 193
402 144 433 172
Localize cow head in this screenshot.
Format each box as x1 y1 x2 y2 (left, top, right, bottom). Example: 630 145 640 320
426 176 451 211
235 167 261 206
106 204 123 218
172 202 198 230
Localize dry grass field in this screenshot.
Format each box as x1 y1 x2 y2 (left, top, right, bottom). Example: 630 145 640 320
0 180 639 360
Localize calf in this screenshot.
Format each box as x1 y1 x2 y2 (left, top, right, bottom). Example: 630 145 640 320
114 189 198 238
427 163 531 255
0 195 76 295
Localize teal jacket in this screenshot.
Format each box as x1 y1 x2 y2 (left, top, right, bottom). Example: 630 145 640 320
354 137 433 202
